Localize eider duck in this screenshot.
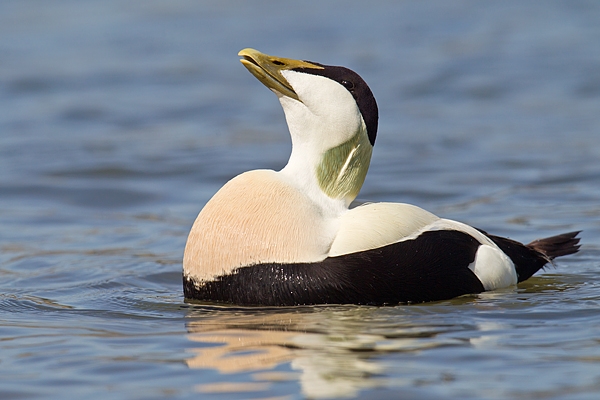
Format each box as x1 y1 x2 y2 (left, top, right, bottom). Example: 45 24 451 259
183 48 580 306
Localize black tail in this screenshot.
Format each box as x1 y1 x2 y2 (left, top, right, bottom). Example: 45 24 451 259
527 231 581 260
482 231 581 283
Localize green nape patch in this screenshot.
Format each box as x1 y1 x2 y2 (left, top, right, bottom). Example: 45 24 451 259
316 131 372 201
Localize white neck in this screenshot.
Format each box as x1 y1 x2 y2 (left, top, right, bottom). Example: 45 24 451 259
279 145 348 220
276 99 372 220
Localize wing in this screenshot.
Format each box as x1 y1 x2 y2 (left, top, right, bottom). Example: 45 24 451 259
329 202 440 256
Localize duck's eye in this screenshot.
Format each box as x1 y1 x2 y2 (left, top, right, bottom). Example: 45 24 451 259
341 80 355 90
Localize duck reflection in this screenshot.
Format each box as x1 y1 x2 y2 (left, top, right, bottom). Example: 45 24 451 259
184 303 465 398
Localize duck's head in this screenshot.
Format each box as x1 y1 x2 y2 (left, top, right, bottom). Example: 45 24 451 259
239 48 378 206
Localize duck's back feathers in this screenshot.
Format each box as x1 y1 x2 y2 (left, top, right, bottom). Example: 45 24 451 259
329 202 439 257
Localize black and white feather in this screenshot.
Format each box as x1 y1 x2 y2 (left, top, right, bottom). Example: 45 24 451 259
182 49 581 306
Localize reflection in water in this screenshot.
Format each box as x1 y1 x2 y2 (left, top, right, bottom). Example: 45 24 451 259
184 304 471 398
187 328 297 373
182 277 588 398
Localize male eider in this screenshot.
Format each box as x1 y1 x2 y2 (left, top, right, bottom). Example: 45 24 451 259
183 48 580 306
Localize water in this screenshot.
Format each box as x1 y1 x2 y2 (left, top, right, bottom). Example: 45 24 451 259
1 1 600 398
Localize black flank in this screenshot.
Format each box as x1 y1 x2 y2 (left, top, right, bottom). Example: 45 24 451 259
479 230 581 282
184 230 485 306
